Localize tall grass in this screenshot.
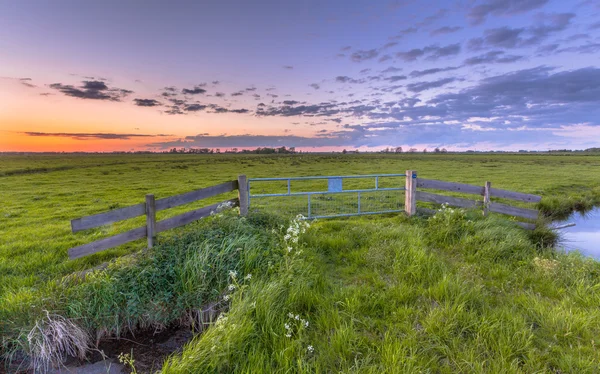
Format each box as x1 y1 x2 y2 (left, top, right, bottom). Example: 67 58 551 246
1 208 282 371
162 207 600 373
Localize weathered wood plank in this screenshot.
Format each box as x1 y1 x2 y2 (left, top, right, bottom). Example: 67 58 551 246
417 178 484 195
489 202 538 220
405 170 417 216
68 226 147 260
71 203 146 232
515 221 536 230
483 181 491 216
155 180 238 211
416 191 481 209
490 188 541 203
156 198 239 233
146 194 156 249
238 175 249 216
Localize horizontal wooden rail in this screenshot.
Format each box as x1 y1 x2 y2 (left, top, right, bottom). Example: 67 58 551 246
417 178 484 195
410 174 542 229
69 177 248 260
156 199 239 233
416 191 481 209
488 202 538 220
71 203 146 232
155 180 238 211
489 188 541 203
69 226 147 260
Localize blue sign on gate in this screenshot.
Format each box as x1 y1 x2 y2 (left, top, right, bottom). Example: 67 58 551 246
328 178 343 192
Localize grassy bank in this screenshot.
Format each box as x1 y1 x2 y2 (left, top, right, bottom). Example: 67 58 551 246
162 209 600 373
2 206 600 372
1 208 282 371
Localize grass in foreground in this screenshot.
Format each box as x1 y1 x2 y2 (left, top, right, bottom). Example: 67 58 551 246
1 208 281 371
162 209 600 373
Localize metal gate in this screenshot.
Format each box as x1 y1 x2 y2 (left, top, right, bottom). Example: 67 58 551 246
247 174 405 219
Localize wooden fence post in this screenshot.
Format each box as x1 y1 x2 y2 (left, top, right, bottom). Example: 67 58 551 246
238 175 249 216
483 181 491 216
405 170 417 216
145 194 156 249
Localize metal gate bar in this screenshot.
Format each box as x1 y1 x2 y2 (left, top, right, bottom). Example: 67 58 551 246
248 174 406 219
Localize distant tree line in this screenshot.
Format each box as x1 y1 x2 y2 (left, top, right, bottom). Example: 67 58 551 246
165 146 297 154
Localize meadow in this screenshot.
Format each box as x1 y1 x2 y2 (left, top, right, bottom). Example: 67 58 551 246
1 152 600 372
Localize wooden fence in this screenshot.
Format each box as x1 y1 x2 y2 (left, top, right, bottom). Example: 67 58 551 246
68 171 541 260
403 170 542 229
68 175 249 259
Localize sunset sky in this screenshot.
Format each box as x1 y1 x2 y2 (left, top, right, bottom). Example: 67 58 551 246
1 0 600 152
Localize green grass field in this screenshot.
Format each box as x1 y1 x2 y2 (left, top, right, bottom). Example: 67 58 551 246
1 152 600 372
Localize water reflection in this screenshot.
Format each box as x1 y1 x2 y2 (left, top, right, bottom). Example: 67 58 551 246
557 208 600 259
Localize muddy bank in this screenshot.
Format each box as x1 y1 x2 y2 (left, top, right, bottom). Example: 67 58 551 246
3 324 196 374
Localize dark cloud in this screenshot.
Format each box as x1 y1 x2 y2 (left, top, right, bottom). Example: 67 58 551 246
426 43 461 60
396 43 461 62
556 42 600 54
341 46 352 51
231 91 244 96
182 86 207 95
335 76 365 84
430 26 463 36
383 42 398 49
359 68 371 74
589 21 600 30
381 66 403 74
468 0 549 25
416 9 448 28
463 50 524 65
245 87 257 91
215 92 225 97
19 78 36 88
350 49 379 62
283 65 294 69
409 66 460 78
49 80 132 101
184 104 208 112
309 83 320 90
391 27 418 40
23 132 169 140
148 131 373 149
406 78 458 92
212 80 220 85
385 75 408 82
134 98 161 107
378 55 392 62
468 13 575 50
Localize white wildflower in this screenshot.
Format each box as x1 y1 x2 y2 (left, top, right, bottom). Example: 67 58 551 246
245 274 252 280
223 295 230 301
284 323 291 330
285 333 292 338
228 284 236 291
288 312 294 318
229 270 238 279
294 315 300 320
307 345 314 353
